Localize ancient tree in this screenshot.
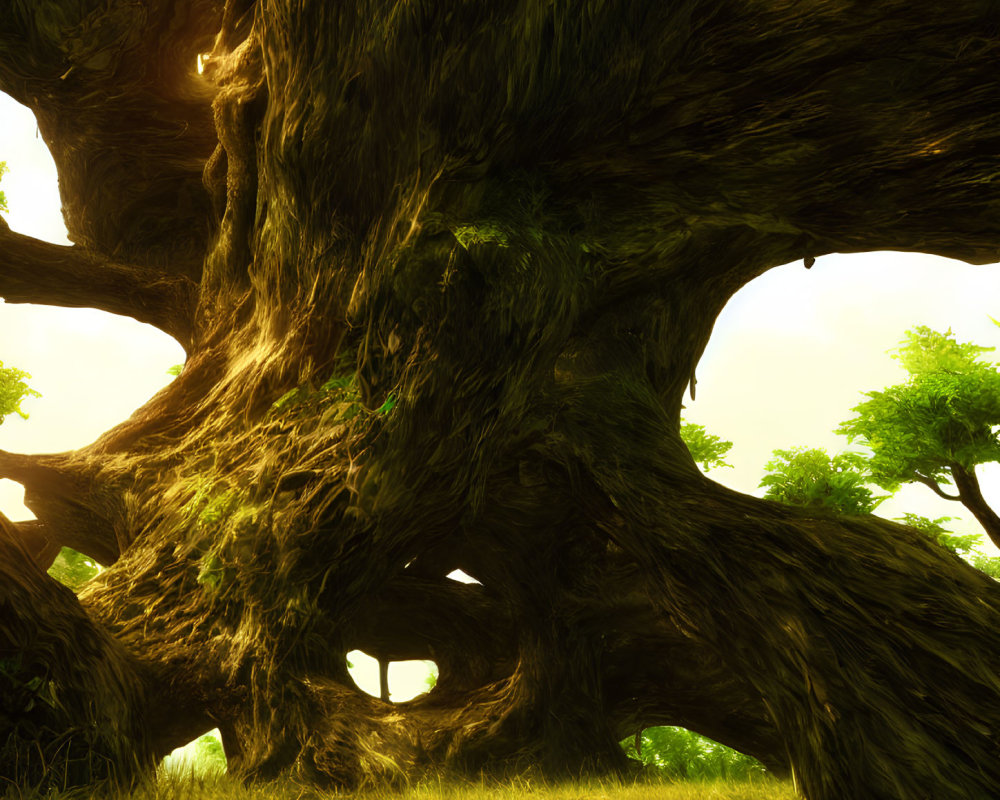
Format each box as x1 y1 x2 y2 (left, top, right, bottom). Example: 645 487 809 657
2 3 1000 799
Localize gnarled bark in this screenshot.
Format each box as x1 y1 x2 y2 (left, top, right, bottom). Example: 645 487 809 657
1 2 1000 799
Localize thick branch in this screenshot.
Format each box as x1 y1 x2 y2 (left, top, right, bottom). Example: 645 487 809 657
611 470 1000 798
0 450 120 565
0 217 196 347
913 472 961 501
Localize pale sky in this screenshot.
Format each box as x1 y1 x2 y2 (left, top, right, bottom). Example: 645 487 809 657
0 94 186 517
2 87 999 718
687 253 1000 556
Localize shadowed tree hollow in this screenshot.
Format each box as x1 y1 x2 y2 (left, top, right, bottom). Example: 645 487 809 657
1 3 1000 799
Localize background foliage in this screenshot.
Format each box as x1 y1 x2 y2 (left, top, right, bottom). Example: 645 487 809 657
0 360 39 423
47 547 102 591
621 727 767 781
758 447 886 515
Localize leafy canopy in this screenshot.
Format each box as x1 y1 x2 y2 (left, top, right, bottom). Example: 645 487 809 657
0 361 40 423
680 421 733 471
893 325 994 374
837 326 1000 489
759 446 887 515
0 160 7 214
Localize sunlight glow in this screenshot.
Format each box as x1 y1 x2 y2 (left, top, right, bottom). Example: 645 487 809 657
160 728 226 777
446 568 481 584
0 94 185 521
686 253 1000 556
346 649 437 702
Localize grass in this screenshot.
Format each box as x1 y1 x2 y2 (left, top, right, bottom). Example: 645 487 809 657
3 728 796 800
4 767 797 800
4 730 793 800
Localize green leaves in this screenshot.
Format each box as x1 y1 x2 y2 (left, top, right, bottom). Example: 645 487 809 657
47 547 102 591
0 160 8 213
0 360 40 424
837 326 1000 488
759 447 887 515
893 513 981 555
680 421 733 471
452 221 510 249
272 369 396 420
892 325 993 375
197 553 225 590
621 726 766 780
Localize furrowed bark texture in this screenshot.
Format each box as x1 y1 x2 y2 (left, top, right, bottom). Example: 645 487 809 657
1 2 1000 798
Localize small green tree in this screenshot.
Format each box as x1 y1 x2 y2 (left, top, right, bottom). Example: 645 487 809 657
969 552 1000 580
837 326 1000 548
0 361 40 423
759 447 888 515
680 421 733 471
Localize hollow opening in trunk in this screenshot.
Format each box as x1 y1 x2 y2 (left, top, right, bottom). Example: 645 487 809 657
346 649 439 702
683 252 1000 557
446 568 481 584
159 729 227 778
622 726 767 781
47 546 103 591
0 478 30 523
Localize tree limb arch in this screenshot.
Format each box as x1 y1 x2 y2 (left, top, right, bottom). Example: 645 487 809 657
0 217 197 348
0 450 121 565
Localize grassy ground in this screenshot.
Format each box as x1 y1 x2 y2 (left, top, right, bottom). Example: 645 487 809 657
3 769 796 800
3 730 795 800
136 774 797 800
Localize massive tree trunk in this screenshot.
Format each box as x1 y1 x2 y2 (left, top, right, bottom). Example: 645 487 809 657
2 2 1000 798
